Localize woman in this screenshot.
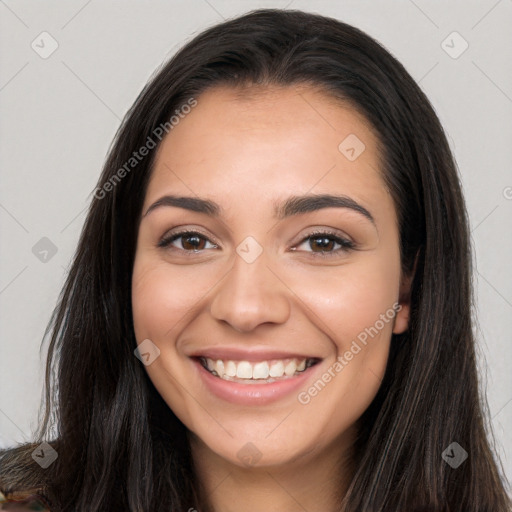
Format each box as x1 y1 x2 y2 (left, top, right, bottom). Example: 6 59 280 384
0 8 510 512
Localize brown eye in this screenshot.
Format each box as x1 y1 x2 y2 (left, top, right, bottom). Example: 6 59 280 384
181 233 207 251
158 231 217 252
295 231 355 258
309 235 336 252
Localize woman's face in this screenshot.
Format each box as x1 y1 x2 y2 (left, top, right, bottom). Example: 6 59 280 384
132 85 410 469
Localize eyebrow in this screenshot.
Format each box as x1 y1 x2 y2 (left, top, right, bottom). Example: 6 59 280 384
143 193 376 225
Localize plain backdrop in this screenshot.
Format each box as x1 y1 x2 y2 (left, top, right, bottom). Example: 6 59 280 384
1 0 511 488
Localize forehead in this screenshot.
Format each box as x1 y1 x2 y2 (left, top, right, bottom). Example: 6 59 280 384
145 84 391 222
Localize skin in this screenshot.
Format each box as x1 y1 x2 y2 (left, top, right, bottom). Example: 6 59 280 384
131 84 411 512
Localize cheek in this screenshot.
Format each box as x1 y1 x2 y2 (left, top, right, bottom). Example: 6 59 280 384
287 253 400 417
132 258 187 342
131 256 201 417
288 255 400 345
291 259 399 436
131 257 197 342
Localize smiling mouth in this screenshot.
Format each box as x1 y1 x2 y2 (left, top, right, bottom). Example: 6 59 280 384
197 356 321 384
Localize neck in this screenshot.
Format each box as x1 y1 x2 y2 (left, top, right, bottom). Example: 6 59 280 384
189 431 356 512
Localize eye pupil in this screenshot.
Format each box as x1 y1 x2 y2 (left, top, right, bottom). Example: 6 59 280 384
311 236 335 252
182 234 205 251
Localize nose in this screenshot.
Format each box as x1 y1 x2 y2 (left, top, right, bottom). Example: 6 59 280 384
209 250 291 333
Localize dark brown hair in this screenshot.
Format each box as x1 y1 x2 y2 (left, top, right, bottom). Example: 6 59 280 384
1 8 510 511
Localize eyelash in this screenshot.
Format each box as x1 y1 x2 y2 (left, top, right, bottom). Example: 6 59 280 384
157 229 355 258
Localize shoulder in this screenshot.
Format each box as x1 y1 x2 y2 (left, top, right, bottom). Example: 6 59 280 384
0 488 51 510
0 443 53 510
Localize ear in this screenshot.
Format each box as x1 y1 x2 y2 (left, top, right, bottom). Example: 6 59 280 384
392 281 411 334
392 253 418 335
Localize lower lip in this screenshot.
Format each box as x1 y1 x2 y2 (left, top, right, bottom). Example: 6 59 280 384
193 359 319 405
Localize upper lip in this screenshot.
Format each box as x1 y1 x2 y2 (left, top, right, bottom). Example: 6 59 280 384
188 347 322 362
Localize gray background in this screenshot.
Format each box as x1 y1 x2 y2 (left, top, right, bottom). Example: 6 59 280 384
1 0 511 489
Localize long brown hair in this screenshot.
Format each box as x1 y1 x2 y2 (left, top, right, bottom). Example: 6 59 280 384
1 8 510 511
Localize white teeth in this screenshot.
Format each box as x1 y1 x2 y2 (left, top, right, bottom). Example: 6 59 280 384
269 361 285 378
236 361 253 379
201 356 314 381
284 361 297 376
215 359 224 375
252 361 270 379
225 360 237 377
